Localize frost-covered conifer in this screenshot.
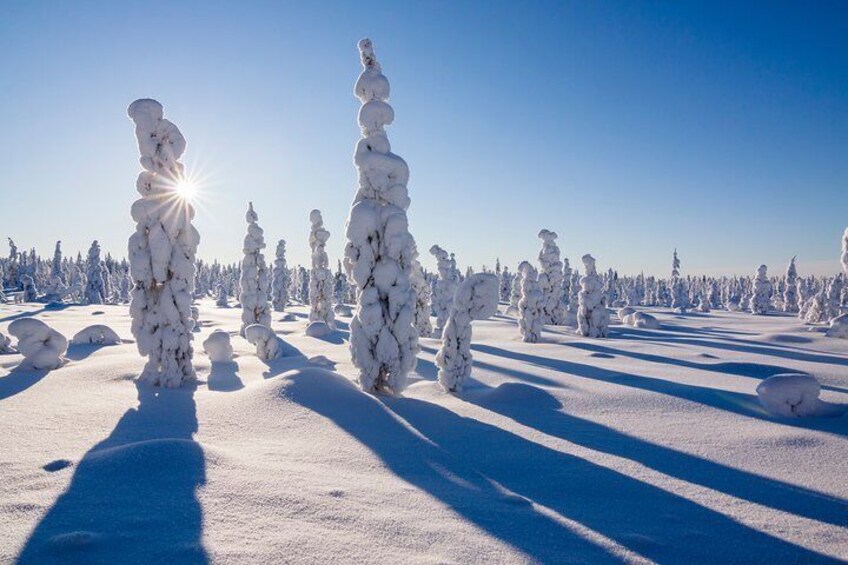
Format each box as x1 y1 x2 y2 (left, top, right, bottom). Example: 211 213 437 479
84 240 107 305
825 275 843 320
5 238 20 289
21 274 38 302
127 98 199 387
537 229 566 325
430 245 458 339
783 257 799 313
343 38 418 394
436 273 498 392
410 254 433 338
506 269 521 316
271 239 290 312
308 209 335 328
750 265 771 315
842 228 848 276
240 202 272 336
518 261 543 343
577 254 610 338
215 283 229 307
51 241 65 284
118 270 131 303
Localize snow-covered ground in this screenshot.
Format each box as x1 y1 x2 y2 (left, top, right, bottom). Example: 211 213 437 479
1 300 847 563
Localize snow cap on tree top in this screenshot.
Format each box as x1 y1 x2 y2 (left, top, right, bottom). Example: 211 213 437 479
538 229 558 241
582 254 597 275
127 98 163 124
246 201 258 223
355 38 390 103
310 209 323 225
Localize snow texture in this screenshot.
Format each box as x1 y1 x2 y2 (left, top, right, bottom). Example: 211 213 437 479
343 38 418 394
127 98 199 387
240 202 272 336
70 325 121 346
436 273 498 392
8 318 67 370
577 254 610 338
308 210 335 328
202 329 233 362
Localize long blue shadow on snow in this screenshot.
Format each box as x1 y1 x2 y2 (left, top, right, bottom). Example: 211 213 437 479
285 369 838 563
284 369 619 563
466 381 848 529
470 344 848 437
17 382 207 564
0 366 49 402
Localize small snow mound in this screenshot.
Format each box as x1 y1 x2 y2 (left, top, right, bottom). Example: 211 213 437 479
333 304 353 317
305 321 334 338
756 374 822 417
244 324 282 360
825 314 848 339
70 324 121 346
477 382 560 410
622 311 660 329
8 318 67 370
0 331 15 354
762 333 813 344
308 355 337 368
617 306 636 321
203 330 233 362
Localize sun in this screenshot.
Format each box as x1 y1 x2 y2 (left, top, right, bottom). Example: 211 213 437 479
175 178 197 201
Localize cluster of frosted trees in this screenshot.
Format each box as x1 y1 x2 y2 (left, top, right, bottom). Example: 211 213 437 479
5 40 848 394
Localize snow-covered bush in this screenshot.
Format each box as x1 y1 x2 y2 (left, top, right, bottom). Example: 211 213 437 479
757 374 823 417
436 273 498 393
343 38 418 394
203 330 234 362
244 323 282 361
430 245 458 339
127 98 200 387
825 314 848 339
240 202 272 336
271 239 290 312
518 261 543 343
537 229 566 325
308 209 335 328
783 257 799 313
215 284 229 307
21 275 38 302
0 331 15 354
70 324 121 345
617 306 636 321
8 318 67 370
825 275 843 320
622 310 660 329
804 285 829 324
577 254 610 338
305 321 335 338
750 265 771 315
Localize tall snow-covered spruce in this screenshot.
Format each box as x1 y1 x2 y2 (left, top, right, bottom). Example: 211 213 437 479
537 229 566 325
240 202 272 335
127 99 199 387
308 209 335 328
271 239 290 312
577 254 610 338
343 38 418 394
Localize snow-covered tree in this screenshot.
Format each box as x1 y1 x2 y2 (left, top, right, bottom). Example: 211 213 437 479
518 261 543 343
271 239 290 312
842 228 848 276
783 257 799 313
750 265 771 315
430 244 458 339
84 240 107 305
436 273 498 392
50 241 65 284
343 38 418 394
577 254 610 338
537 229 566 325
127 99 200 387
825 274 844 320
21 274 38 302
308 209 335 328
5 238 20 290
240 202 272 336
215 283 229 307
506 268 521 316
410 254 433 338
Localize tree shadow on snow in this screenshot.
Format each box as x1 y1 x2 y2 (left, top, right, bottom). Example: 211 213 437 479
17 382 208 564
466 382 848 529
470 344 848 437
0 365 49 401
260 341 309 380
285 369 839 563
207 361 244 392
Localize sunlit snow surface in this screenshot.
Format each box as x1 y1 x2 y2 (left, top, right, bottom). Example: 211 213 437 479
1 299 847 563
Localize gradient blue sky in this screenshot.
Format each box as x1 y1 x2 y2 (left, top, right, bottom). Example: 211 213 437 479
1 0 845 276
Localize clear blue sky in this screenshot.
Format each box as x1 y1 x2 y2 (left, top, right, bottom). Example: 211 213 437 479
1 0 845 276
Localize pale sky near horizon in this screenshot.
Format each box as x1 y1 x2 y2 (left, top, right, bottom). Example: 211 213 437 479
1 1 846 277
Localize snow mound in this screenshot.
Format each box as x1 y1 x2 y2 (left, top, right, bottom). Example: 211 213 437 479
8 318 67 370
622 311 660 329
244 324 282 361
333 304 353 317
825 314 848 339
476 382 560 410
70 325 121 346
756 374 823 417
279 313 297 322
0 331 15 354
308 355 337 368
305 321 335 338
617 306 636 321
202 330 233 362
